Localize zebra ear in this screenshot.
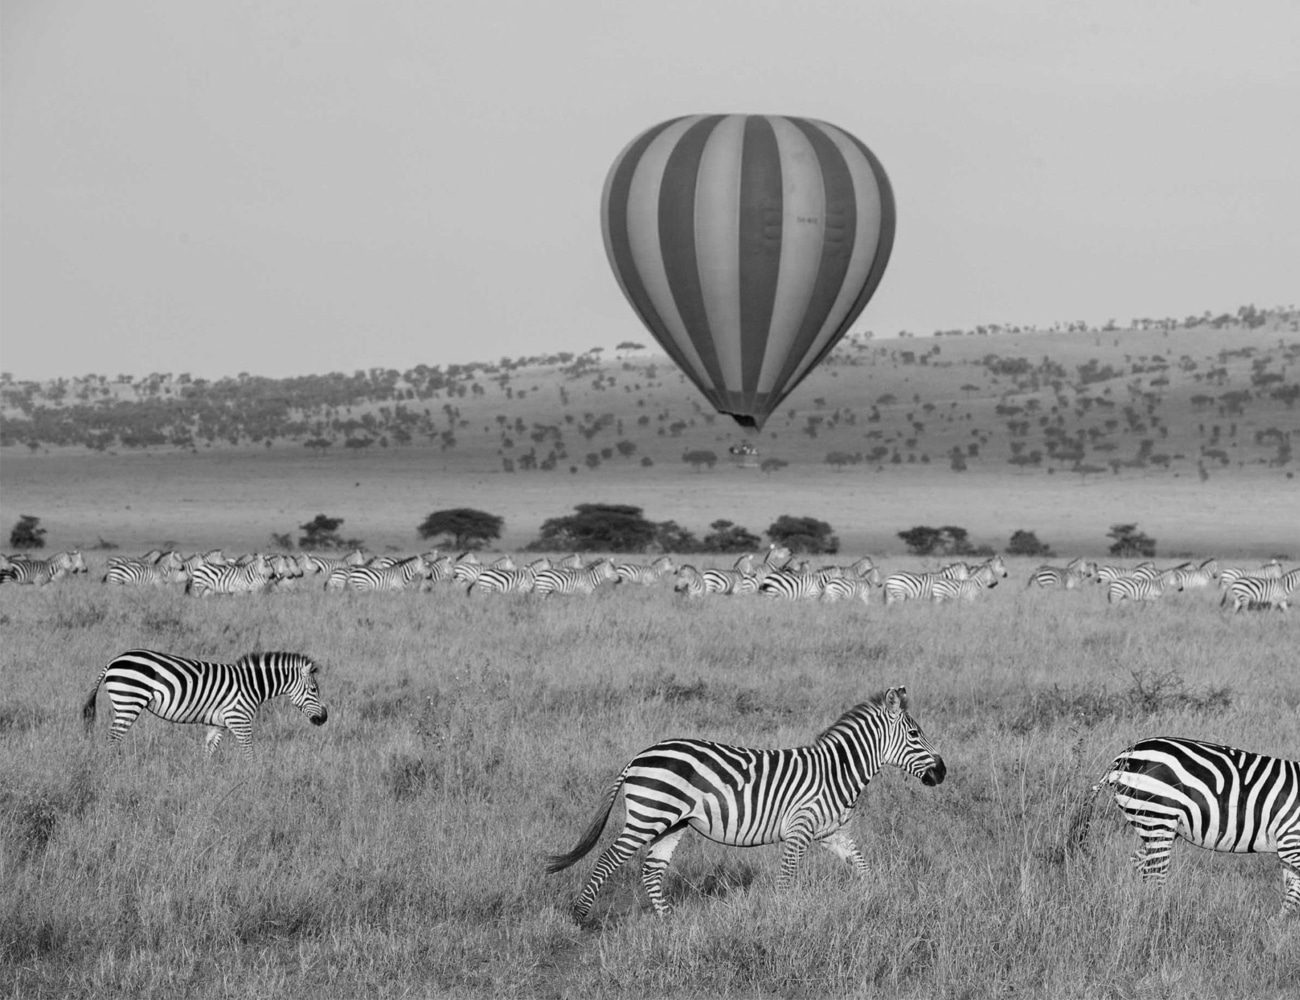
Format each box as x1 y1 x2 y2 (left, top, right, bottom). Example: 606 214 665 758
885 687 907 713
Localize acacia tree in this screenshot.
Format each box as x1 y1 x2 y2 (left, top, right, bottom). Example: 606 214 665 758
768 515 838 555
9 514 46 550
529 504 657 553
1107 523 1157 558
418 508 504 550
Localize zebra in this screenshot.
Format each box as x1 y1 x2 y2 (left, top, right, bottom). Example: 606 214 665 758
614 555 677 586
1168 557 1218 591
344 554 434 592
1219 560 1286 592
758 567 837 600
0 550 87 585
83 649 328 760
545 687 945 920
930 556 1007 603
882 562 970 606
673 565 706 598
1106 567 1182 606
1224 567 1300 613
187 554 274 597
533 560 619 598
1026 557 1094 590
467 564 539 595
820 568 883 605
1095 737 1300 916
104 558 188 587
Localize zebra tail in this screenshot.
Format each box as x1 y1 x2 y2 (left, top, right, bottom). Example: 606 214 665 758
544 775 625 874
82 666 109 733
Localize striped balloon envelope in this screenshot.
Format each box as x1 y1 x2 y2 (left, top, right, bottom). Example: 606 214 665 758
601 114 896 431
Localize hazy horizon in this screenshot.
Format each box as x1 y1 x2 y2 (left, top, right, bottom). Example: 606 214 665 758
4 1 1299 382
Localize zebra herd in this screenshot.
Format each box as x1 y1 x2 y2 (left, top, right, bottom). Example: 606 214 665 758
5 545 1297 613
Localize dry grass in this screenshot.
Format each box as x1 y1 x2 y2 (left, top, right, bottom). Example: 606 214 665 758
3 566 1299 998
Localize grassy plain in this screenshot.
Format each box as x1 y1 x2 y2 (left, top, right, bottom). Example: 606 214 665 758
3 568 1299 999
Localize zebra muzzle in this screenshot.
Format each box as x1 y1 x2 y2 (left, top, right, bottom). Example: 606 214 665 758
310 708 329 726
921 759 946 786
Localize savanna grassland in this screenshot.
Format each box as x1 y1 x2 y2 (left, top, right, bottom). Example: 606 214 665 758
2 565 1300 1000
2 313 1299 998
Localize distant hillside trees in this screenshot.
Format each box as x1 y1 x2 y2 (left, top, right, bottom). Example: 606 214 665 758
1006 530 1054 558
898 525 976 557
298 514 363 551
701 520 762 553
418 508 504 551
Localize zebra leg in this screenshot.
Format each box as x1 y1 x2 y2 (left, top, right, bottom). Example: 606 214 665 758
106 696 149 748
1132 827 1177 883
572 828 658 921
775 815 817 891
640 825 688 916
203 727 226 756
226 716 258 760
817 830 870 877
1278 846 1300 916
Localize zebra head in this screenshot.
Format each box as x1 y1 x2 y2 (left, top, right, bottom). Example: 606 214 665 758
286 655 329 726
879 687 946 786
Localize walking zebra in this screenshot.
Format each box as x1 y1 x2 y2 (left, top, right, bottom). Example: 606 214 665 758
546 688 945 920
1219 560 1286 592
1026 557 1094 590
930 556 1007 603
344 554 434 592
819 568 883 605
1171 558 1219 592
187 554 274 597
0 550 87 585
758 567 836 600
1106 567 1181 606
882 562 970 606
1224 567 1300 613
83 649 328 760
614 556 677 586
466 564 539 595
533 560 619 598
104 558 188 587
673 565 706 598
1095 737 1300 915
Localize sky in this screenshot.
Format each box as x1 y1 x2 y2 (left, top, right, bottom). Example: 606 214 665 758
2 0 1298 381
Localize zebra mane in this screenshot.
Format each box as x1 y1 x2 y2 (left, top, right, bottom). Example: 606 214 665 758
234 651 315 672
816 689 906 742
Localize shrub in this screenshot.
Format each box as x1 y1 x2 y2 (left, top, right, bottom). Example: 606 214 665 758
9 514 46 551
1107 523 1157 558
700 520 762 554
298 514 363 551
682 449 718 472
1007 530 1054 558
898 525 976 557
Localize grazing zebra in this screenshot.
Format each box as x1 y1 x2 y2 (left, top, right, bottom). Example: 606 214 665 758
83 649 328 760
1107 568 1181 606
1095 737 1300 916
1224 567 1300 613
344 554 433 592
614 555 677 586
930 556 1007 603
1026 557 1094 590
187 554 274 597
533 560 619 598
820 568 883 605
546 688 945 920
882 562 970 606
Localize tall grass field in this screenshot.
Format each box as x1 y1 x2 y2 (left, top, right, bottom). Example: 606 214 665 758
2 562 1298 998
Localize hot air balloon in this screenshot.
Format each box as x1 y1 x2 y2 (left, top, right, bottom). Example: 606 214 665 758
601 114 896 431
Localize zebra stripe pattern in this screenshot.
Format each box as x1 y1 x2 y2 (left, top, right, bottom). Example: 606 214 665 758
758 568 835 600
533 560 620 598
104 560 188 587
614 556 677 586
344 554 433 592
930 557 1007 603
0 550 87 585
1097 736 1300 915
882 562 970 606
187 555 274 597
83 649 328 759
1224 567 1300 613
1106 568 1181 605
546 687 945 919
1026 558 1094 590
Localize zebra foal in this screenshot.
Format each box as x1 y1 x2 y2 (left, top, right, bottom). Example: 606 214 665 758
546 688 945 920
83 649 328 759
